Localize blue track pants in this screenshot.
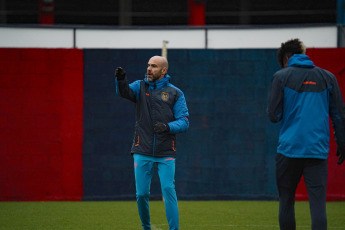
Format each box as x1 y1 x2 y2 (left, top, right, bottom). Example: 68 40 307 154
133 154 179 230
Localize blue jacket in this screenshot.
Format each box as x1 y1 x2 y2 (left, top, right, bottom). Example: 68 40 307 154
267 54 345 159
116 74 189 157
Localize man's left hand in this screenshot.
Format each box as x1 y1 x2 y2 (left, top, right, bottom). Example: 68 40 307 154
336 146 345 165
154 123 170 133
115 67 126 80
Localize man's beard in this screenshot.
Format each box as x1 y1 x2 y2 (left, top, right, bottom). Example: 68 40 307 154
146 73 160 82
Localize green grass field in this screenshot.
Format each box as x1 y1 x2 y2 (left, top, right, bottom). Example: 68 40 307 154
0 201 344 230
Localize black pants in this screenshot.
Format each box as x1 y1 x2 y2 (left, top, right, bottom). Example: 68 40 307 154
275 154 328 230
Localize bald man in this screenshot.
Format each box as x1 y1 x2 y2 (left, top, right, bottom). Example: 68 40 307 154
115 56 189 230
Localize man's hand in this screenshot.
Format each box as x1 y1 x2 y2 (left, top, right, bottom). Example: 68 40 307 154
336 146 345 165
154 122 170 133
115 67 126 80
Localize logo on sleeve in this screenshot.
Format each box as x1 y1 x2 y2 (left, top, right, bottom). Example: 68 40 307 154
161 92 169 102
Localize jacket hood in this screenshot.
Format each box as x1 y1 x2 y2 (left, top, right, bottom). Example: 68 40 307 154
144 74 171 89
287 54 315 68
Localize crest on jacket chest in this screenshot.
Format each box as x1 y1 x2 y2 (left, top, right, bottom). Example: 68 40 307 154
161 92 169 102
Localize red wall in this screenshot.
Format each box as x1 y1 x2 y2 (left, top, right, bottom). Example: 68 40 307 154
0 48 83 201
295 48 345 201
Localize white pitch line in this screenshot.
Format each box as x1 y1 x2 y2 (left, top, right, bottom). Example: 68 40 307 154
151 224 164 230
145 223 345 229
186 224 345 229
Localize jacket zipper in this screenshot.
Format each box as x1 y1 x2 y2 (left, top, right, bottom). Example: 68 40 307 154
152 83 157 156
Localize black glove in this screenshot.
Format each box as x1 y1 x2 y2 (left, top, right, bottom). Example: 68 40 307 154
336 146 345 165
154 122 170 133
115 67 126 80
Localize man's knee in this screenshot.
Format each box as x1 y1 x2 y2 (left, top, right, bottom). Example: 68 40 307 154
136 192 150 199
162 184 175 193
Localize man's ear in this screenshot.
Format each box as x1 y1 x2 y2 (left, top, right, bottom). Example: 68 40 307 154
283 56 289 68
162 67 168 75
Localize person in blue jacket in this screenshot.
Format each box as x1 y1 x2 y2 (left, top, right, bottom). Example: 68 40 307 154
115 56 189 230
267 38 345 230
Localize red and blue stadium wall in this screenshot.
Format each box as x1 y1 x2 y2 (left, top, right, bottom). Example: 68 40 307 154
0 48 345 201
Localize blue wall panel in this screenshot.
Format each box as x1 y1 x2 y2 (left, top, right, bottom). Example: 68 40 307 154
83 49 281 200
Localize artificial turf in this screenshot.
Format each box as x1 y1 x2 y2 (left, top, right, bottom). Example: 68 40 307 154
0 201 344 230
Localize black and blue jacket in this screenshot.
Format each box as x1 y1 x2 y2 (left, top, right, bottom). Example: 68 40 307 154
267 54 345 159
116 74 189 158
